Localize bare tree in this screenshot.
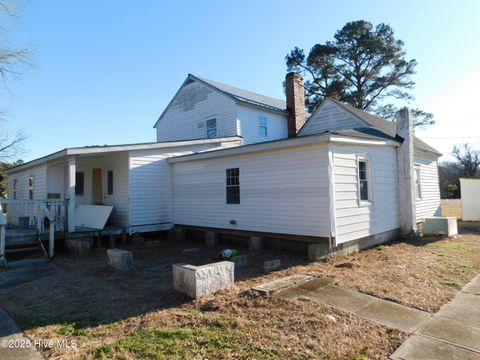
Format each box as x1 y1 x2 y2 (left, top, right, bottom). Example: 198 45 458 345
0 0 31 161
452 143 480 178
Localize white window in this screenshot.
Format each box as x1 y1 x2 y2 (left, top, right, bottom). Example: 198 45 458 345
415 166 422 199
357 157 371 204
28 176 34 200
13 179 17 199
206 118 217 138
259 116 268 137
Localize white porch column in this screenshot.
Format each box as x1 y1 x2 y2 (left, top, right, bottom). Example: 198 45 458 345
67 157 76 232
396 108 417 236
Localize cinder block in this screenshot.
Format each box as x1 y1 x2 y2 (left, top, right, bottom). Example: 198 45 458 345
249 236 263 251
182 247 200 255
308 243 330 261
230 255 247 269
205 231 218 248
66 238 92 256
263 258 281 272
173 261 234 298
107 248 133 271
174 228 186 242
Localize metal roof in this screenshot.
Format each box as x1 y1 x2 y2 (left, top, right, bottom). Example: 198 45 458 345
191 74 287 112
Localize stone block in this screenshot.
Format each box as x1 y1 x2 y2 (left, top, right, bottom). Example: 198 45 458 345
230 255 247 269
249 236 263 251
423 217 458 237
263 258 281 272
173 261 234 298
182 247 200 255
205 230 218 247
107 248 133 271
66 238 92 256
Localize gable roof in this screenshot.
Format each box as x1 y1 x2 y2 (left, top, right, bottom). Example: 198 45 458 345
193 75 287 112
154 74 287 128
303 97 442 156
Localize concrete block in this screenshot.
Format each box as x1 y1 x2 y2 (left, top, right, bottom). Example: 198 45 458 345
230 255 247 269
132 233 145 246
182 247 200 255
263 258 281 272
249 236 263 251
205 230 218 248
308 243 330 261
423 217 458 237
173 261 234 298
66 238 92 256
174 228 186 242
107 248 133 271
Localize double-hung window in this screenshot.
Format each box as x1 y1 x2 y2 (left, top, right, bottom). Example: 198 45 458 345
414 166 422 199
226 168 240 204
357 157 371 204
28 176 34 200
13 179 17 199
259 116 268 137
75 172 84 195
206 118 217 138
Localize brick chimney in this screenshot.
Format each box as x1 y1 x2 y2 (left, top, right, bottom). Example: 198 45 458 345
396 107 417 236
286 72 305 137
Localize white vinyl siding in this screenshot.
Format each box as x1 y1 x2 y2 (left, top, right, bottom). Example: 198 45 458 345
128 142 236 229
414 151 441 221
8 164 47 201
156 81 237 142
299 99 367 136
7 164 47 225
332 144 400 244
172 144 331 237
236 104 288 144
75 153 129 226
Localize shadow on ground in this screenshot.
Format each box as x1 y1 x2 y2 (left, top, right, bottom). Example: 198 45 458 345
0 237 308 332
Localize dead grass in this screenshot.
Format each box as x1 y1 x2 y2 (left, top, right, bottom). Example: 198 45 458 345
0 231 479 359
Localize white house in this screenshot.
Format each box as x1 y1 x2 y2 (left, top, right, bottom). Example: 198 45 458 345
5 72 442 256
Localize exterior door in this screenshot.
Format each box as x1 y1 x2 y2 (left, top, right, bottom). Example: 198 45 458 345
92 168 103 205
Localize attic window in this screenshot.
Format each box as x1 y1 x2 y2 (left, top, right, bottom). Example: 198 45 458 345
259 116 268 137
206 118 217 138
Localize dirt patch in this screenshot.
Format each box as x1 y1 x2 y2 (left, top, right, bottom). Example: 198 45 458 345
0 232 479 359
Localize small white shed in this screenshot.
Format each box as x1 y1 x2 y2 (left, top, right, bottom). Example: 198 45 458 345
460 178 480 221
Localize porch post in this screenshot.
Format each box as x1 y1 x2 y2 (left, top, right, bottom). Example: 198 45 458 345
0 204 6 267
67 157 76 233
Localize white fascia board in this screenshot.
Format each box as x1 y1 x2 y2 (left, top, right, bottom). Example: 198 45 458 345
168 134 332 163
6 137 242 174
168 134 400 164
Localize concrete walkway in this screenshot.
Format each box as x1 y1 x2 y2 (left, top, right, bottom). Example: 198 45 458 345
0 309 43 360
391 274 480 360
274 277 432 333
269 274 480 359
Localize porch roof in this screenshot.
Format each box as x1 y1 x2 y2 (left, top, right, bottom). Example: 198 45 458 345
6 137 242 174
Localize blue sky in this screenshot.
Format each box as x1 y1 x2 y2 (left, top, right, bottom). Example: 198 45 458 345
2 0 480 161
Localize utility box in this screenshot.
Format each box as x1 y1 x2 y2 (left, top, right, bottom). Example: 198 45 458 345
423 217 458 237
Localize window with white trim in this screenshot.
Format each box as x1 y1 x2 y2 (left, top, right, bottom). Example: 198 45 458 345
107 170 114 195
226 168 240 204
358 158 371 203
259 116 268 137
414 166 422 199
28 176 34 200
206 118 217 138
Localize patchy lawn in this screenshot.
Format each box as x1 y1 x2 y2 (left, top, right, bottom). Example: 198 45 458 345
0 230 479 359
